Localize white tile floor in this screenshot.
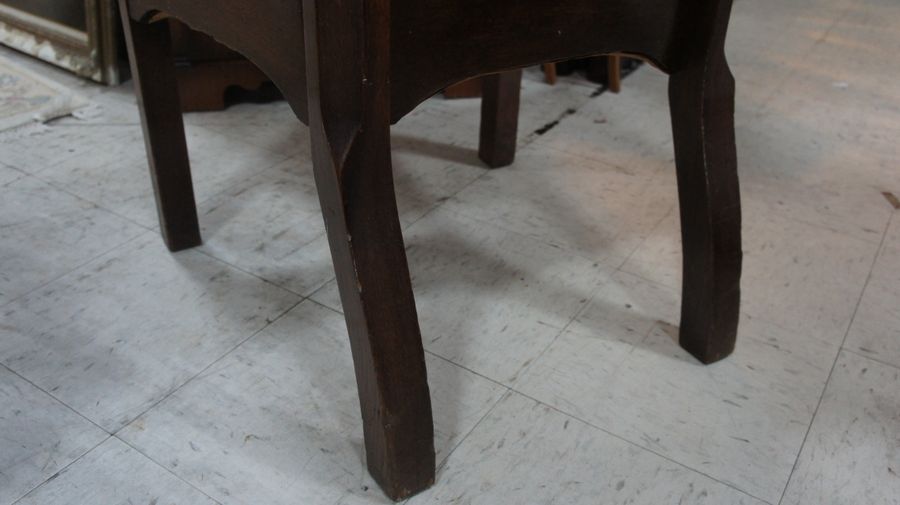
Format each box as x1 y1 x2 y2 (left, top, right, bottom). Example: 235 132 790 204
1 0 899 503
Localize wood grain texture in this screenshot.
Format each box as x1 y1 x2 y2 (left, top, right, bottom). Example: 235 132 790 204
301 0 434 499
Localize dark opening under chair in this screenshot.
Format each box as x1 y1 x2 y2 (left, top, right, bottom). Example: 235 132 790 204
117 0 743 500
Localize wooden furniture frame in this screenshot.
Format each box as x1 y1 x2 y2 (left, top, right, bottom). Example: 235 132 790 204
168 18 272 112
118 0 742 500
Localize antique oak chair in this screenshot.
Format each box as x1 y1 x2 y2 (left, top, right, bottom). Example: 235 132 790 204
118 0 742 500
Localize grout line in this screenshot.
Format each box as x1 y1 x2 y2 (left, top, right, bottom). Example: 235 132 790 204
9 434 114 505
7 289 301 488
6 404 224 505
427 388 514 483
256 297 515 501
0 230 151 310
500 272 611 388
22 169 157 233
601 268 675 292
776 211 894 505
192 247 308 300
841 348 900 373
113 436 225 505
23 125 298 238
507 388 774 505
305 296 342 315
424 350 508 391
110 298 305 440
308 280 586 397
0 363 111 436
1 161 28 179
188 151 304 212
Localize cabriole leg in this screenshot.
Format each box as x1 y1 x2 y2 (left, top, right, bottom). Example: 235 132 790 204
669 46 742 364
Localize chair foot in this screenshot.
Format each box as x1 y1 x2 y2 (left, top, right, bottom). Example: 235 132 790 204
479 70 523 168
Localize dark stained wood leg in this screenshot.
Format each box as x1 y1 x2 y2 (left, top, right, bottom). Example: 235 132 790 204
119 4 201 252
303 1 434 500
311 124 434 500
479 70 523 168
307 88 435 503
668 48 742 364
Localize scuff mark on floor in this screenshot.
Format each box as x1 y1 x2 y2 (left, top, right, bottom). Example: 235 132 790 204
882 191 900 209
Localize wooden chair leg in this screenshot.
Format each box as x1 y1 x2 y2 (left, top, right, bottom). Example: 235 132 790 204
478 69 523 168
669 48 742 364
543 62 558 85
119 4 200 252
303 1 434 500
607 54 622 93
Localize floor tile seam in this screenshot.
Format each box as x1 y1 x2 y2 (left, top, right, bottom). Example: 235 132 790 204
426 388 515 486
236 297 525 495
188 150 302 212
8 434 114 505
505 388 775 505
840 348 900 373
307 291 637 396
0 230 152 311
505 268 652 389
191 247 309 300
20 168 157 232
112 435 226 505
0 161 28 179
775 210 892 505
109 298 304 438
0 362 111 437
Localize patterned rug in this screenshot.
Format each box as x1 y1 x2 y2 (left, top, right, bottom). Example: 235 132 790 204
0 54 87 133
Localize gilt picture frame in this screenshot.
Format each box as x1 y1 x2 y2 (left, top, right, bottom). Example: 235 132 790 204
0 0 120 84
